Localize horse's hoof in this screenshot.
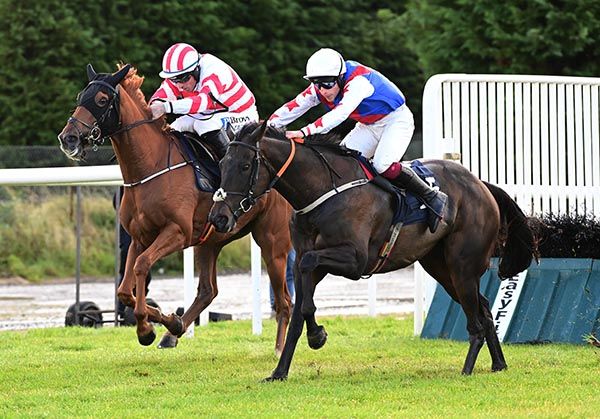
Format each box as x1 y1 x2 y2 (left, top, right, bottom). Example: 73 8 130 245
307 325 327 350
138 330 156 346
157 334 179 349
492 363 507 372
262 374 287 382
167 315 185 337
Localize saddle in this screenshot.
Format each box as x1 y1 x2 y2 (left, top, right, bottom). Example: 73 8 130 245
174 125 234 192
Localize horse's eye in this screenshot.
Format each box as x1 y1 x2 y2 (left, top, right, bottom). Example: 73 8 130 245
97 97 108 106
241 163 251 171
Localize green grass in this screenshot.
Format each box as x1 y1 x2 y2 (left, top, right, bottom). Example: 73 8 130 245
0 316 597 418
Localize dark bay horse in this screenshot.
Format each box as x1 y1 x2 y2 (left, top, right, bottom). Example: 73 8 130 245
58 65 292 354
208 121 537 380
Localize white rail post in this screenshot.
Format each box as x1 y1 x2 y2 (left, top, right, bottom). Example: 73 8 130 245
368 277 377 317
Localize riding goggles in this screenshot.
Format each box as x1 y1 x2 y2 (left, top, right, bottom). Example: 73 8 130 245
170 72 194 84
310 77 338 90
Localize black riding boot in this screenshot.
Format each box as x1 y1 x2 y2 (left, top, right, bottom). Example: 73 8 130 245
394 165 448 233
203 128 231 160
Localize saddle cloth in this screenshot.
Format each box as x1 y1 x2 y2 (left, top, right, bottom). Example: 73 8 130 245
357 156 439 227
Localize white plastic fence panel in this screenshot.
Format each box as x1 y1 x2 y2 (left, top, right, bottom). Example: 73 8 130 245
416 73 600 335
423 74 600 216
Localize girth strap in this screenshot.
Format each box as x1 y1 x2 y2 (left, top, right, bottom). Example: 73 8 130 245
363 221 403 277
296 178 369 215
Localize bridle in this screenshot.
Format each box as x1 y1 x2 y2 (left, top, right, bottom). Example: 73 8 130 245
64 79 154 151
212 136 297 221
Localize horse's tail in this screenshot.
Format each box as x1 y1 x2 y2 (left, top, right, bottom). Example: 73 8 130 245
483 181 538 279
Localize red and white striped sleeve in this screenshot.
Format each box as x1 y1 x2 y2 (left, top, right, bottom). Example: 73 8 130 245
149 54 255 115
149 79 180 103
268 85 321 128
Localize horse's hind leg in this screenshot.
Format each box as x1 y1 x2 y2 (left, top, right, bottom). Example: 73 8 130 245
420 247 484 373
252 231 291 358
480 295 507 372
421 240 494 375
455 281 486 375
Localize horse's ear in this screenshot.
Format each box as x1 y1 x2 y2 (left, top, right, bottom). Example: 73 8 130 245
86 64 97 81
254 120 269 144
109 64 131 86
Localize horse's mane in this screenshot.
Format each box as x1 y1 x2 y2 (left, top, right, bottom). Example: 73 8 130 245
117 64 151 117
236 121 344 147
115 63 174 133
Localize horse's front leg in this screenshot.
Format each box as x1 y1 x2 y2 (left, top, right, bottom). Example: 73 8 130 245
132 224 188 346
117 240 142 310
299 245 366 349
158 245 220 349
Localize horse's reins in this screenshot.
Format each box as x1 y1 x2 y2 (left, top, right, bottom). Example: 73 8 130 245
214 134 370 219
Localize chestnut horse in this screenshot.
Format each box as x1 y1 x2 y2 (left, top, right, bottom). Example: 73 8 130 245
209 121 537 380
58 65 292 354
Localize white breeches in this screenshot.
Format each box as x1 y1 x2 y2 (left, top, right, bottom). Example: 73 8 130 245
340 105 415 173
171 106 259 136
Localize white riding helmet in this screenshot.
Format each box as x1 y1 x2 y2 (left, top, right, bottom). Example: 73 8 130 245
304 48 346 80
159 43 200 78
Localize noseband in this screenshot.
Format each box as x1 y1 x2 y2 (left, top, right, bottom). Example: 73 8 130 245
213 137 297 220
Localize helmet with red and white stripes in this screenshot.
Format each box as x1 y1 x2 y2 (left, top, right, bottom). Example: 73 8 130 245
159 43 200 78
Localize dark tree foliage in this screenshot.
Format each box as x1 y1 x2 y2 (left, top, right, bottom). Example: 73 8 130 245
3 0 599 149
401 0 600 77
0 0 419 146
536 213 600 259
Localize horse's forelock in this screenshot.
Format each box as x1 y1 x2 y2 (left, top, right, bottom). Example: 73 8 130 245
117 65 150 115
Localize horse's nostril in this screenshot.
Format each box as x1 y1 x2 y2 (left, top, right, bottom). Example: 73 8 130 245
213 215 231 232
60 134 79 146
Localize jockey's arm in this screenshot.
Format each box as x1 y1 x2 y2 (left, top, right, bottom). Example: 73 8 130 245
301 76 374 136
269 85 321 128
149 80 221 116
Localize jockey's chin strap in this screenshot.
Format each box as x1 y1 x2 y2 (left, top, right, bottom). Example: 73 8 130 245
212 136 300 220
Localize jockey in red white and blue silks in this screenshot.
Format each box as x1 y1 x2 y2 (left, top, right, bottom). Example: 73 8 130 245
269 48 447 234
150 43 258 136
269 57 414 176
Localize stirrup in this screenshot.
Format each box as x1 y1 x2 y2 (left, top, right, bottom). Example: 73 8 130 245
424 192 447 233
